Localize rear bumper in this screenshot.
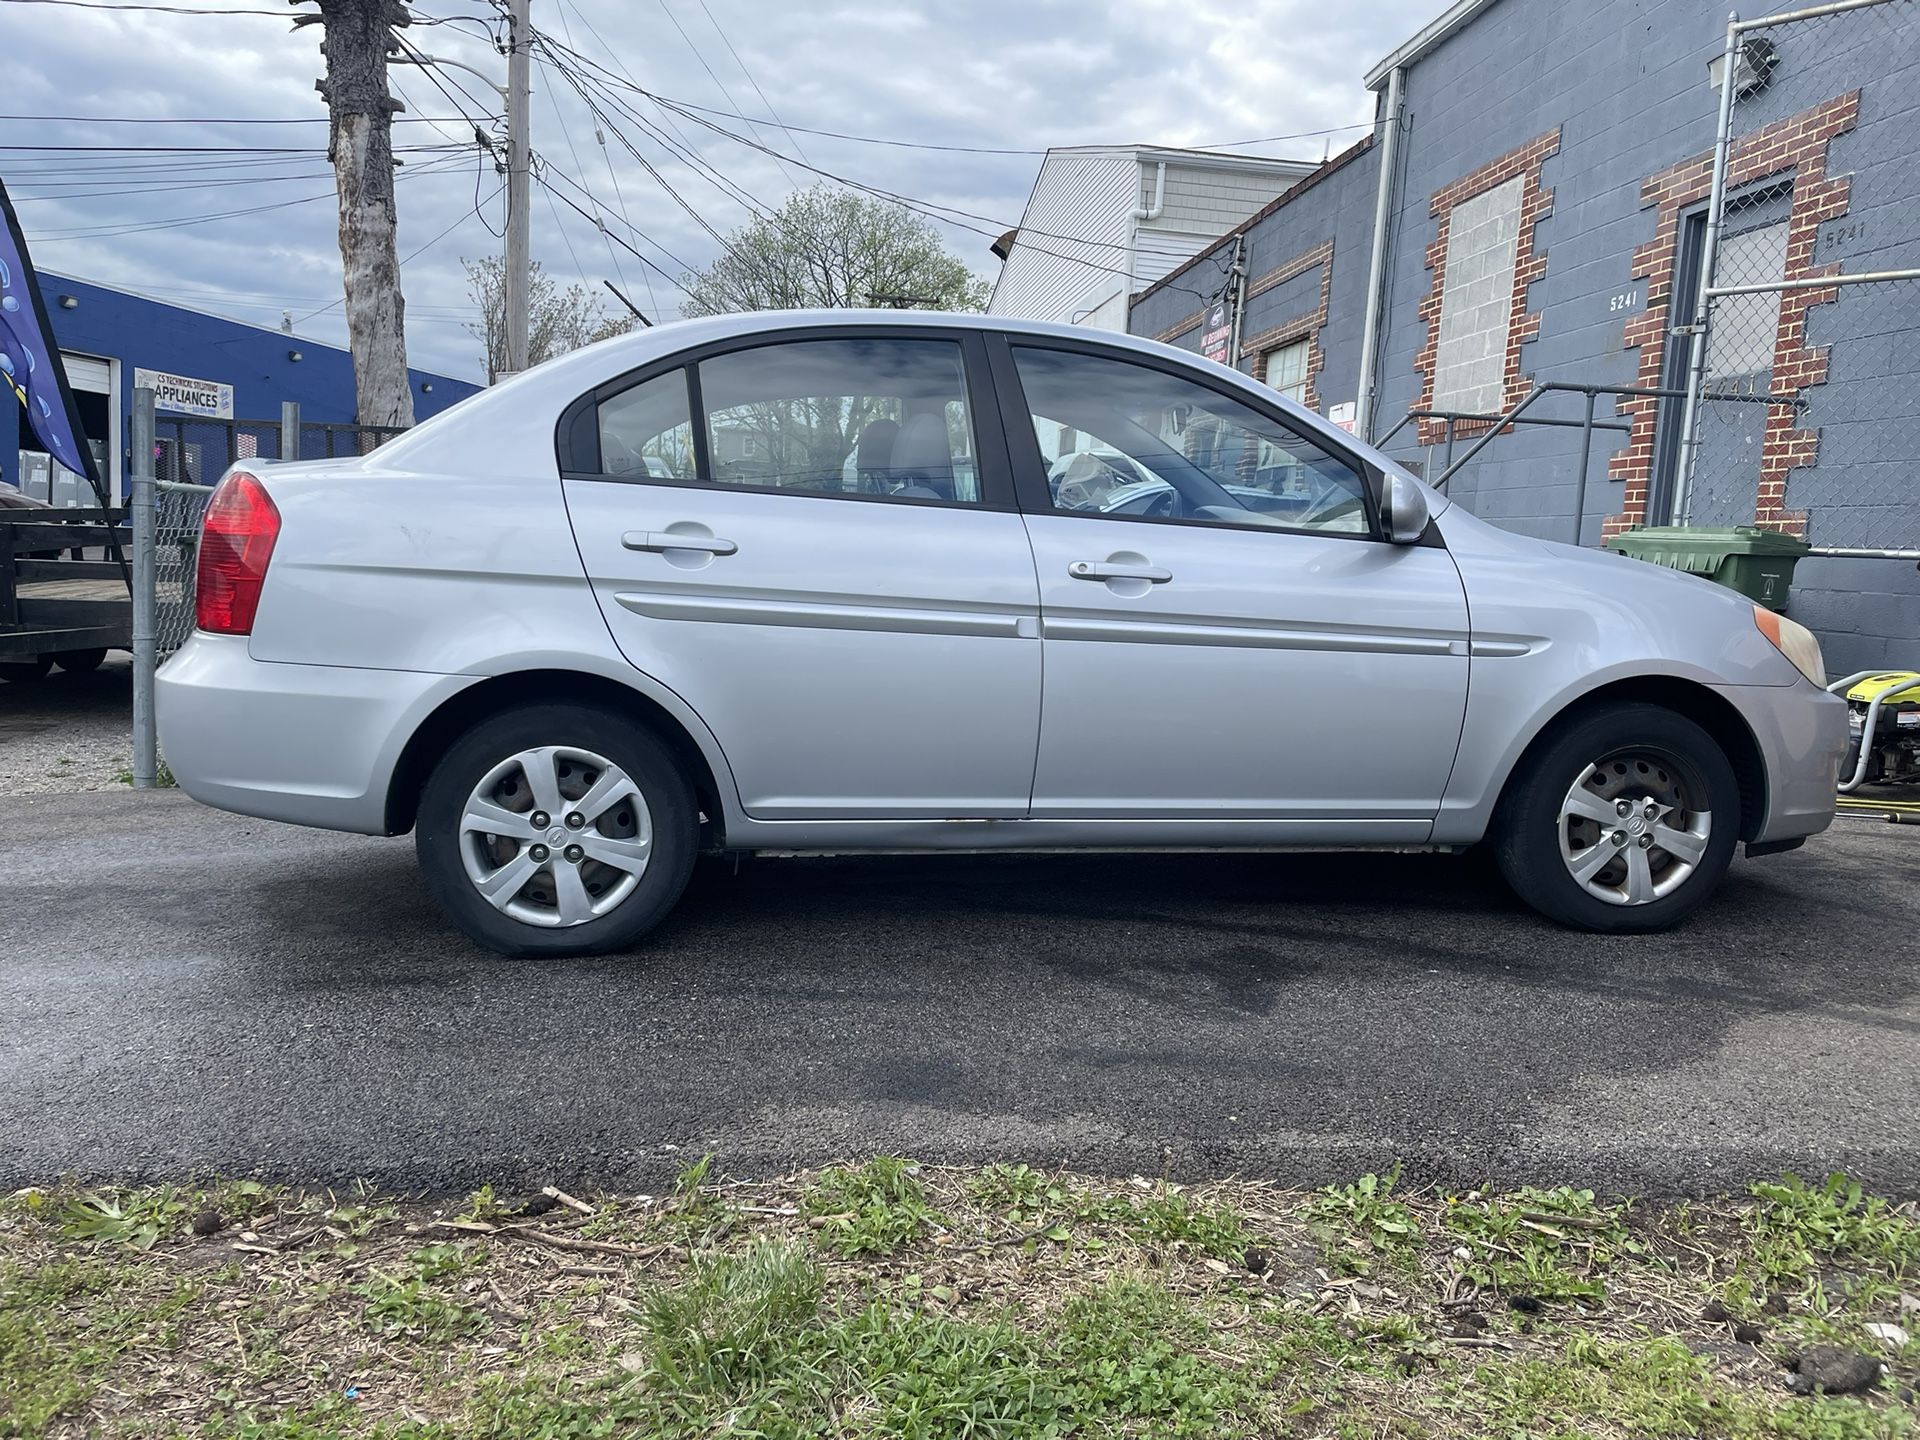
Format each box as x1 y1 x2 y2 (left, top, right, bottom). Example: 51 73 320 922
1711 679 1847 844
156 633 473 834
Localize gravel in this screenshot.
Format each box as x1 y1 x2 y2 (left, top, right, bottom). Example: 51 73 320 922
0 654 137 794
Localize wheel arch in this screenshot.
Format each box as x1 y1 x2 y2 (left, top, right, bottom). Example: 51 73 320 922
1495 675 1769 842
383 668 730 842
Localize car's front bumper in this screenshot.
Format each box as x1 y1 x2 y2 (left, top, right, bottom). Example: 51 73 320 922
156 633 474 834
1712 679 1848 845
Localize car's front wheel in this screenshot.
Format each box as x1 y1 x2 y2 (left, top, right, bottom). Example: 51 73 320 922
1495 702 1740 933
415 704 698 957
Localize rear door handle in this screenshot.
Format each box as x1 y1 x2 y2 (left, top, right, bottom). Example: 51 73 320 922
1068 561 1171 583
623 529 738 556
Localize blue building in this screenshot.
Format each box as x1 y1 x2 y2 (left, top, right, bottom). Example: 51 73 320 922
3 271 481 501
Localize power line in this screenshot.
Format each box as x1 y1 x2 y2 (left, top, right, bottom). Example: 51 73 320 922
648 0 799 185
0 112 472 125
291 181 504 323
26 154 468 240
688 0 811 166
0 0 283 12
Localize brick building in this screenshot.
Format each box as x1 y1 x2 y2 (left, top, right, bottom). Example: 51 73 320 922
1129 0 1919 673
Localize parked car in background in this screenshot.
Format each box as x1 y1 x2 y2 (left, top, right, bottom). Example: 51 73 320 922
157 312 1845 956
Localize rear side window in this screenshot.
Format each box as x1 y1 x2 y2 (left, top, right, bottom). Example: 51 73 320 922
599 369 697 481
697 338 980 503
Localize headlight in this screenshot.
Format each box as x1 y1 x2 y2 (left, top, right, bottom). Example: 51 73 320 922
1753 606 1825 686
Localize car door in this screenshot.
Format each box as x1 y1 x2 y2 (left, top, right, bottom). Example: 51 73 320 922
991 336 1470 835
560 328 1042 820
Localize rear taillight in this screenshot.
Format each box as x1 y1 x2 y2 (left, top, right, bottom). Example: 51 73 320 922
194 470 281 635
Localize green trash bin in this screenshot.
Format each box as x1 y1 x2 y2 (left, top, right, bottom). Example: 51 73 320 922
1604 525 1810 611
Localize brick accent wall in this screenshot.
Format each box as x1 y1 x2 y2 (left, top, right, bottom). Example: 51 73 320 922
1604 91 1860 539
1238 240 1335 412
1412 129 1561 445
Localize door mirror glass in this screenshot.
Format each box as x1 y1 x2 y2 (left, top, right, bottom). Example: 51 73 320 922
1380 471 1431 544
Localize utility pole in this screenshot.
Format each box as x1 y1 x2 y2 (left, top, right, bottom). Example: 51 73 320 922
504 0 531 375
295 0 416 428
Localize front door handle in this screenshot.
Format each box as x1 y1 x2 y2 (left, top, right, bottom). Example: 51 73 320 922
623 529 738 557
1068 560 1171 583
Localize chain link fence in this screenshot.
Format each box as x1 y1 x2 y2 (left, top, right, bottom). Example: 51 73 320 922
1675 0 1919 555
127 399 411 784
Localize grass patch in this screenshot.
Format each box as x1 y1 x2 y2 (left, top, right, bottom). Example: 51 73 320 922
803 1155 943 1256
1 1167 1915 1438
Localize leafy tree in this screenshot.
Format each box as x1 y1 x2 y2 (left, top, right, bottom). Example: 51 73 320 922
679 184 990 317
462 256 634 382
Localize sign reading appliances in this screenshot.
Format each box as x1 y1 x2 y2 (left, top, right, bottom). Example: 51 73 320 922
134 367 233 419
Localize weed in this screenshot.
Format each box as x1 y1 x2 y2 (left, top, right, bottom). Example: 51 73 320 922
360 1274 485 1341
57 1187 188 1250
672 1152 714 1211
1127 1187 1249 1260
1306 1168 1419 1275
1444 1186 1632 1303
805 1156 942 1257
1747 1173 1920 1281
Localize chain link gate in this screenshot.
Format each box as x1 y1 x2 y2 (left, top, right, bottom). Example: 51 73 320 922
1672 0 1920 558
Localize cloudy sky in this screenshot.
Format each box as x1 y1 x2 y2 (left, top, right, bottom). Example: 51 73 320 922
0 0 1435 383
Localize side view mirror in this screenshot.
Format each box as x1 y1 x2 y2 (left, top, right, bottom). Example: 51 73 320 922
1380 471 1431 544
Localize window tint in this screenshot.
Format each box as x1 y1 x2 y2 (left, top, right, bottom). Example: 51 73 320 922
1011 345 1371 536
697 338 979 502
599 369 696 480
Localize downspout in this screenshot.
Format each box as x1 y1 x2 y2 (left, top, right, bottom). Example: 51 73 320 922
1132 159 1167 222
1355 65 1405 443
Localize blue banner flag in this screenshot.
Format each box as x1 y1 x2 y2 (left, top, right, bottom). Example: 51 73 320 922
0 175 104 496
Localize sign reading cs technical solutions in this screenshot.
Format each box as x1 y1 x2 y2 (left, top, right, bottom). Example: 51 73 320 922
134 366 232 419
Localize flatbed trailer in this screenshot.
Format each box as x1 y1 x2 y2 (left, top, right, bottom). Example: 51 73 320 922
0 508 133 674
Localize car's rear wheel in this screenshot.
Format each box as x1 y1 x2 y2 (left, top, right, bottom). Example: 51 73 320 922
415 704 697 957
1494 702 1740 933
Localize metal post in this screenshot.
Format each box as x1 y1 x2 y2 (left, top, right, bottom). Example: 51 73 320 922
1443 417 1456 469
280 399 300 464
1670 10 1743 525
504 0 531 376
130 387 157 790
1574 389 1598 546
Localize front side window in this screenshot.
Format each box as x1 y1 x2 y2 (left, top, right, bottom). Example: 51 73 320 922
1011 345 1371 536
598 369 697 480
697 337 980 502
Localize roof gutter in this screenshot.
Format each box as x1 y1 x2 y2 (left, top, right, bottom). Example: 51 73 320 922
1355 65 1405 442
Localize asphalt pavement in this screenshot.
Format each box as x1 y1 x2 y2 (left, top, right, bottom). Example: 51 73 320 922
4 789 1917 1196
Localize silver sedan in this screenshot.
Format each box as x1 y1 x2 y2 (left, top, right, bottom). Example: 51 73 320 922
158 312 1846 956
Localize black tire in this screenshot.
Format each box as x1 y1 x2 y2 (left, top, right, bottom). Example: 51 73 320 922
0 655 52 684
414 703 698 958
52 647 108 674
1494 702 1741 934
